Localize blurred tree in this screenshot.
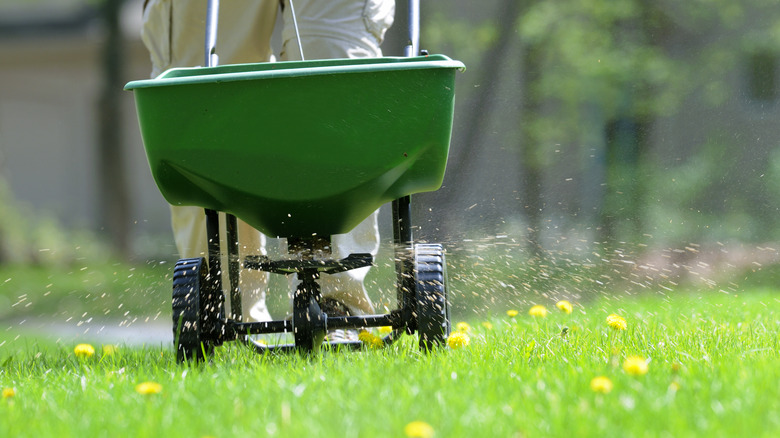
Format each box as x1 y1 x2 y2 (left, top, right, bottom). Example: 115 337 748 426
97 0 130 255
516 0 684 250
519 40 545 257
425 0 780 250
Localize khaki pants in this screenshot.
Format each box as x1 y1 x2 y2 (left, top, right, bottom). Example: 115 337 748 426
141 0 395 320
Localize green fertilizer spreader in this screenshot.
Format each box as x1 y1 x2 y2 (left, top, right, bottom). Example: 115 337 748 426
125 0 464 360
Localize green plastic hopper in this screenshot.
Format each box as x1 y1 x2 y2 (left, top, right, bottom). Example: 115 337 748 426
125 55 464 238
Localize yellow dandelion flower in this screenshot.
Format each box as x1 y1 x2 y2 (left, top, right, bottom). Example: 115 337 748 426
455 322 471 333
556 300 573 314
481 321 493 330
358 331 384 349
623 356 649 376
446 331 470 349
74 343 95 359
589 376 613 394
668 381 681 392
606 314 627 331
101 345 117 356
135 381 163 395
506 309 519 318
528 305 548 318
378 326 393 336
404 420 435 438
2 388 15 399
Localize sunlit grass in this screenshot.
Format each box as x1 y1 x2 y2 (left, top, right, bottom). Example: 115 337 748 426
1 289 778 437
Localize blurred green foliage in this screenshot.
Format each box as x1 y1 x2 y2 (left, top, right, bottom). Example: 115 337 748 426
2 1 780 331
0 260 170 322
0 176 112 266
423 0 780 248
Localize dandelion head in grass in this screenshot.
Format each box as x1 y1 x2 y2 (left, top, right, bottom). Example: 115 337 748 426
74 343 95 359
101 345 118 356
456 322 471 333
481 321 493 330
2 387 15 399
556 300 573 314
358 330 384 349
378 326 393 336
528 305 548 318
135 381 163 395
589 376 613 394
404 420 435 438
506 309 518 318
606 314 627 331
446 331 470 349
623 356 649 376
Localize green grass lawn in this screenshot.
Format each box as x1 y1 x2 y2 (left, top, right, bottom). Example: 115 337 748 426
1 288 778 437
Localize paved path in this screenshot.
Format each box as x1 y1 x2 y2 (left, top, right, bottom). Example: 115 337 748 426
5 317 172 347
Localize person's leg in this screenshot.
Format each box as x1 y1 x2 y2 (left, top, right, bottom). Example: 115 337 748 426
279 0 395 316
280 0 394 61
141 0 278 321
169 207 271 322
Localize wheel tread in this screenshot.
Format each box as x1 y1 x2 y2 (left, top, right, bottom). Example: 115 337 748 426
172 258 212 362
414 244 450 350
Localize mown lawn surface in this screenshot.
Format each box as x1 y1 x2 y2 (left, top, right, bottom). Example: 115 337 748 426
1 288 778 437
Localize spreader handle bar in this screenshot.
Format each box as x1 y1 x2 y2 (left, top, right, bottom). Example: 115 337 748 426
205 0 219 67
404 0 420 57
288 0 305 60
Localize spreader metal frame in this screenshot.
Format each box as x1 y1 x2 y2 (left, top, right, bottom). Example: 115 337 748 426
171 198 447 359
132 0 457 361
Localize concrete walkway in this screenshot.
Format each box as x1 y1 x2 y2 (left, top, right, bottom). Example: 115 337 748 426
4 317 172 347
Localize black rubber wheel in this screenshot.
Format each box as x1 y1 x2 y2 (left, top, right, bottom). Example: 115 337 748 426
414 244 450 350
172 258 216 362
